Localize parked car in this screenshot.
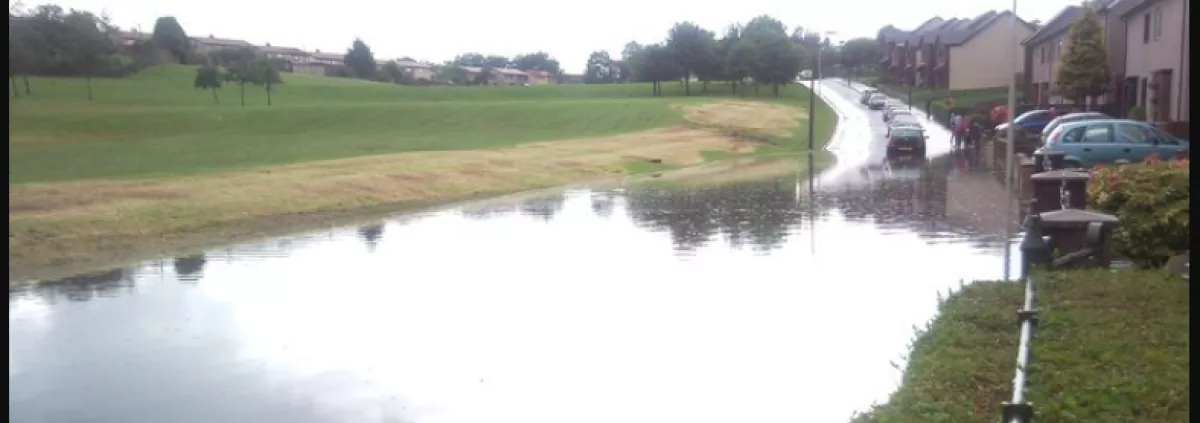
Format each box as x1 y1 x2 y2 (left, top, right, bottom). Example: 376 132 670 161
885 127 927 159
1040 119 1190 167
884 107 913 123
1040 112 1111 143
859 89 880 105
995 109 1057 134
887 116 925 137
867 94 888 110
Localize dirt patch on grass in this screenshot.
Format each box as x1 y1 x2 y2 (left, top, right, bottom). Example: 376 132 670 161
9 125 762 279
679 101 804 137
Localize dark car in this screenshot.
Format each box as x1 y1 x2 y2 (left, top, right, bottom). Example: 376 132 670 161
867 94 887 110
886 127 927 158
995 109 1057 134
1040 112 1111 143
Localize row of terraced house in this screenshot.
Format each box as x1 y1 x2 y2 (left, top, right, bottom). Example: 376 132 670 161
878 0 1189 124
112 30 557 86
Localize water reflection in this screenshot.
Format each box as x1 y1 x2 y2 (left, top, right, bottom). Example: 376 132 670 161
358 223 385 252
10 156 1019 423
174 254 208 282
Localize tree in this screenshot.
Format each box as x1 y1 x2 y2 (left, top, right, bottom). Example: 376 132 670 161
249 58 283 105
60 9 116 100
635 44 678 95
742 15 801 97
452 53 486 67
9 12 39 97
718 25 754 94
437 62 469 84
194 64 222 103
152 16 191 64
380 60 405 84
512 51 561 75
483 55 510 69
666 21 717 96
838 37 880 80
343 38 376 79
583 51 615 84
1055 4 1110 106
620 42 645 81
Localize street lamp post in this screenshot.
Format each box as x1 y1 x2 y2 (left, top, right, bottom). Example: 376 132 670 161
1002 0 1019 282
807 30 836 152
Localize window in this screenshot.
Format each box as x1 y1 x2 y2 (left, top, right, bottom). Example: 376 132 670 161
1153 6 1164 40
1015 110 1050 124
1118 124 1156 144
1040 46 1046 64
1143 13 1152 43
1083 124 1115 143
1061 127 1086 143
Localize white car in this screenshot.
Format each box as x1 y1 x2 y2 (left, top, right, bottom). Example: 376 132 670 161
884 106 913 122
867 94 888 110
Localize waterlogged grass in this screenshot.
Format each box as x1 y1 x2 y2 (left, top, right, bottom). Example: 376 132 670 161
852 268 1189 423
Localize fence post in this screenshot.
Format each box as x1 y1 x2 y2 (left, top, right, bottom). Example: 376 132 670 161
1019 214 1051 279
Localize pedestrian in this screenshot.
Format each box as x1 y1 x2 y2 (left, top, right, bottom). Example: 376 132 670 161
954 115 970 150
925 99 933 118
1048 105 1060 120
967 119 982 150
949 113 961 146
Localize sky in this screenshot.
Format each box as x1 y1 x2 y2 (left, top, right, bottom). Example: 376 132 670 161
25 0 1080 74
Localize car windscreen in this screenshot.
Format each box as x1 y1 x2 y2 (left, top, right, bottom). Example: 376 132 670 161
870 95 886 101
1013 110 1048 123
891 129 923 140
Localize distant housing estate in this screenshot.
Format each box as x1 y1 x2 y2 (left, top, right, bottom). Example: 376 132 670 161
112 29 558 85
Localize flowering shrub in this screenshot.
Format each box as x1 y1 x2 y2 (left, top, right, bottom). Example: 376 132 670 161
1087 155 1190 267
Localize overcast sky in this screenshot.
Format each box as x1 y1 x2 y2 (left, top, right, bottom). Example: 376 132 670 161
31 0 1079 73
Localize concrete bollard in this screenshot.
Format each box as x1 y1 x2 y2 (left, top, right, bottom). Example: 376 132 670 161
1032 150 1066 172
1018 155 1036 201
1030 170 1090 214
1038 209 1120 268
1019 214 1052 278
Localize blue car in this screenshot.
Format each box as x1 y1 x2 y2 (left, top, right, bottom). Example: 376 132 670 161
1040 119 1190 167
995 109 1056 134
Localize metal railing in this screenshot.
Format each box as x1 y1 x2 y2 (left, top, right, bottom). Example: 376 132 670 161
1002 273 1038 423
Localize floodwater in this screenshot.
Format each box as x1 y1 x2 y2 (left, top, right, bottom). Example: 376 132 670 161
9 81 1020 423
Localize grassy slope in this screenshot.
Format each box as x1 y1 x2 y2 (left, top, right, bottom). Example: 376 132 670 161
11 66 835 183
851 268 1189 423
9 66 838 280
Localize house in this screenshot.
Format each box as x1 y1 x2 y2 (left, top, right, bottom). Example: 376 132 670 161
1121 0 1189 123
526 70 556 85
258 44 324 75
460 66 530 85
190 34 254 54
307 50 346 75
1022 0 1134 108
394 60 436 83
879 11 1037 90
112 29 152 46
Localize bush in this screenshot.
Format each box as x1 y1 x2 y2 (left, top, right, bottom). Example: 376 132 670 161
1087 156 1190 267
1128 105 1147 121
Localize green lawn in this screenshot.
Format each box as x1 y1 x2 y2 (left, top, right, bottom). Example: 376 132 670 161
852 268 1189 423
10 66 835 184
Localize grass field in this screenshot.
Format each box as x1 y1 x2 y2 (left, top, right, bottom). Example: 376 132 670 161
851 268 1189 423
9 65 837 280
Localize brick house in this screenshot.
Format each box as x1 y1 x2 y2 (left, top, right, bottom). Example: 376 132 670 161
879 11 1036 90
258 44 325 75
1120 0 1189 123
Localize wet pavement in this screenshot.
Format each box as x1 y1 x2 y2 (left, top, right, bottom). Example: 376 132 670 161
9 80 1019 423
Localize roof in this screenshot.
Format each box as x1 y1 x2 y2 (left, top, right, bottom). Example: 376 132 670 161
394 60 431 68
115 30 152 41
1117 0 1161 19
258 45 308 55
880 10 1033 46
310 51 344 61
492 68 529 76
191 36 253 48
1023 0 1119 46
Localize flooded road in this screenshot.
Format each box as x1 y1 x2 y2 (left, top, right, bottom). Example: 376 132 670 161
10 81 1018 423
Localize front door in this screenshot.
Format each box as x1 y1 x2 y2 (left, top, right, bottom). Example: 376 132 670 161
1156 70 1174 122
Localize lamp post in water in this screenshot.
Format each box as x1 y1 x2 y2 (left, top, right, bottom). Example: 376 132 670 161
1002 0 1020 282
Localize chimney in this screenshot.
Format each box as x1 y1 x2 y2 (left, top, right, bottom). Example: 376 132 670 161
265 42 272 47
209 34 214 39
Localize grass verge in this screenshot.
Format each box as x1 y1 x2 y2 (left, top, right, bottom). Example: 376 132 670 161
9 67 837 281
851 268 1189 423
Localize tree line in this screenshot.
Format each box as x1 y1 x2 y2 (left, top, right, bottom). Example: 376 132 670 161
577 16 882 98
9 3 127 100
